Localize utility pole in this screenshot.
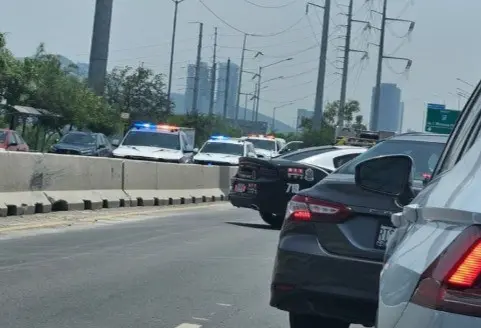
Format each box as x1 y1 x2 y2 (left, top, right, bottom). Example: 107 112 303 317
251 83 258 121
243 93 249 120
338 0 369 127
223 58 231 119
371 0 414 130
192 22 203 114
235 34 248 122
167 0 185 110
209 27 218 115
88 0 114 96
254 66 262 122
308 0 331 131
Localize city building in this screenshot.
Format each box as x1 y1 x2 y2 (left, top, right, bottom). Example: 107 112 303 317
296 108 314 131
399 101 404 132
215 61 240 118
370 83 402 132
184 62 211 114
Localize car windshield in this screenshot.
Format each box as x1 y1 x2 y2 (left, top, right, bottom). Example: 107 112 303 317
122 130 180 150
60 133 96 145
277 147 337 161
245 138 276 151
335 139 446 180
0 131 6 143
199 142 244 156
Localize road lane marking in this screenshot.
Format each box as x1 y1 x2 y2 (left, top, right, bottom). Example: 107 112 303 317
216 303 232 307
192 317 209 321
174 324 202 328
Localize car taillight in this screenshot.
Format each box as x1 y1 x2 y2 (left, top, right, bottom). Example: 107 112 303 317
411 225 481 317
285 194 351 223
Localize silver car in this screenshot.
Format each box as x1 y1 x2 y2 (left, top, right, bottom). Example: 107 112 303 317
354 80 481 327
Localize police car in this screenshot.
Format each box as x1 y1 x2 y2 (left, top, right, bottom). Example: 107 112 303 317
229 145 366 227
193 136 256 166
241 134 286 159
112 122 195 163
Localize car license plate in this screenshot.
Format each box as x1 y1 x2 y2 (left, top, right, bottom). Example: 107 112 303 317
375 225 396 249
234 183 246 192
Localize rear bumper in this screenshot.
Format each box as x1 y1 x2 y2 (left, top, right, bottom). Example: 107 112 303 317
228 179 290 215
270 234 382 325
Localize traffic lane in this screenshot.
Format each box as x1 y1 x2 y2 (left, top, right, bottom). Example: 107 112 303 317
0 205 288 328
0 204 367 328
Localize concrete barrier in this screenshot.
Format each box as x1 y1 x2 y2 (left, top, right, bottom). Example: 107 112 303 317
0 152 238 217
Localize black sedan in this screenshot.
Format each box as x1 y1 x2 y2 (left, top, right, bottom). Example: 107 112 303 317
270 132 448 328
228 145 365 227
49 131 113 157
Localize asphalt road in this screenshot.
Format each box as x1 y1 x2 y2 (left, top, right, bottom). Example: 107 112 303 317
0 203 364 328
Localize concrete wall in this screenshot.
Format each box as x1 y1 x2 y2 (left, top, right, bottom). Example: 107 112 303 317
0 152 237 217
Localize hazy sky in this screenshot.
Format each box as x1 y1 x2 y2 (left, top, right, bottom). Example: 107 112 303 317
1 0 480 131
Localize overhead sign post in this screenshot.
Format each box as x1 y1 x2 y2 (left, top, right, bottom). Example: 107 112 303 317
425 103 460 135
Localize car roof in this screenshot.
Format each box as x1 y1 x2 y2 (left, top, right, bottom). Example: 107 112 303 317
299 147 367 170
206 138 245 145
388 132 449 143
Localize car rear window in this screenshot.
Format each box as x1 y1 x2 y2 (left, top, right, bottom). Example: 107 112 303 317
277 147 336 161
335 139 446 180
0 131 6 143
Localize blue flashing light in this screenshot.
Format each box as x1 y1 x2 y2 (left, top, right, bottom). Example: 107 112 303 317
210 135 229 140
133 122 155 130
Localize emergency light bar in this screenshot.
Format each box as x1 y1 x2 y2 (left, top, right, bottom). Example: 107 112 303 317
210 135 229 140
247 134 275 139
133 122 179 132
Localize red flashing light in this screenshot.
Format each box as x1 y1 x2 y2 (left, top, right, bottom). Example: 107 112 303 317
411 226 481 317
286 195 351 223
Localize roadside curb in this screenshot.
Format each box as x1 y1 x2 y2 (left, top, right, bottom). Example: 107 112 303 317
0 202 230 234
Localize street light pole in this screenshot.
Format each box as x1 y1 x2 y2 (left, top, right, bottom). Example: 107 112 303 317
254 58 292 122
167 0 185 110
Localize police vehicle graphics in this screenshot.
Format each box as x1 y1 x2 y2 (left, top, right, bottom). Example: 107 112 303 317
229 146 366 227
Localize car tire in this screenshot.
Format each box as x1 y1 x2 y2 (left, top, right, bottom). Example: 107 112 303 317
259 212 283 228
289 313 350 328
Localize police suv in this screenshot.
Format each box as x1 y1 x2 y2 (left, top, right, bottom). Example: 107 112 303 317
193 136 256 166
112 122 195 163
240 134 286 159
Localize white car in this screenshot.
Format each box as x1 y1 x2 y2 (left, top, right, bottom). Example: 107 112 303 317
112 123 195 163
193 136 256 166
241 135 286 158
297 145 367 171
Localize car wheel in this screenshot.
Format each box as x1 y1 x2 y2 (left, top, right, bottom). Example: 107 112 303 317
289 313 350 328
259 212 283 228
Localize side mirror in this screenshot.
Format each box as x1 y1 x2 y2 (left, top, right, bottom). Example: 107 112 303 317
193 148 199 154
247 152 257 157
355 154 413 197
111 139 120 147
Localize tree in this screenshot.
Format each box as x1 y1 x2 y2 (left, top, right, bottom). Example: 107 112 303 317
167 113 242 146
104 65 171 123
351 114 367 131
322 100 362 126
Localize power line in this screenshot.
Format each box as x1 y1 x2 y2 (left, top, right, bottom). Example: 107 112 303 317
242 0 299 9
198 0 305 37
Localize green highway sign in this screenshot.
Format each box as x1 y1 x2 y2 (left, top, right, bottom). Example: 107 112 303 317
424 103 460 135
